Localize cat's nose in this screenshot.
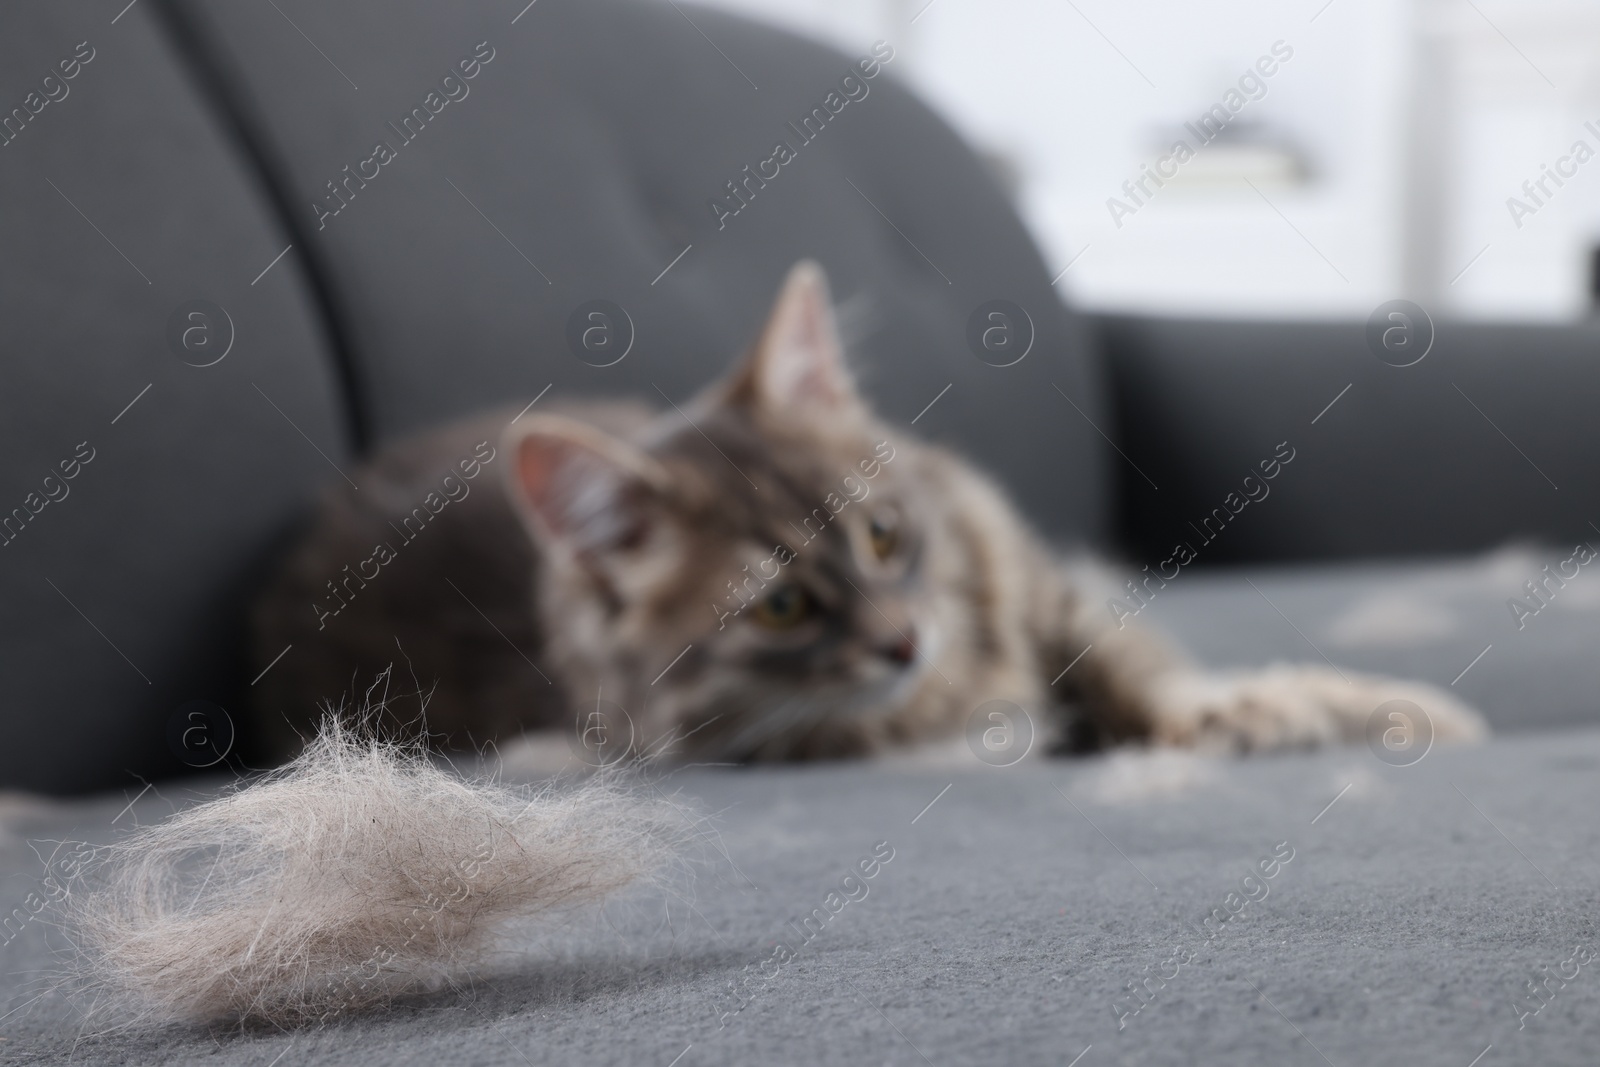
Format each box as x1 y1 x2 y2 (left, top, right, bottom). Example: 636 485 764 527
879 630 917 666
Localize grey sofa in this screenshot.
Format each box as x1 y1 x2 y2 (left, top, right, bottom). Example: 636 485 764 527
2 2 1598 1064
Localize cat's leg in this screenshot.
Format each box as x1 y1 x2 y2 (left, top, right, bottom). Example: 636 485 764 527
1027 563 1189 750
1133 663 1488 752
1033 561 1488 753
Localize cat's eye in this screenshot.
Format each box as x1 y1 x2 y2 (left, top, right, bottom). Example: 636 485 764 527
868 515 899 560
752 583 811 629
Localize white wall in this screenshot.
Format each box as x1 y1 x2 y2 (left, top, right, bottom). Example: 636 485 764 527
684 0 1600 321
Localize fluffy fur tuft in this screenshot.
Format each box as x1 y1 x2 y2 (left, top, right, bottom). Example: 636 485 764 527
64 718 689 1027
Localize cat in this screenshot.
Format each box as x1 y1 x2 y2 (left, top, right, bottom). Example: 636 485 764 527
252 261 1487 764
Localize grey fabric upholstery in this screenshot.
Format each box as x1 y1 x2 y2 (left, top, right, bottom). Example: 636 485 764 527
1095 313 1600 564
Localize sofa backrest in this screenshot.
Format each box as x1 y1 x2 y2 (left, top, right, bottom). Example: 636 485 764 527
1098 314 1600 564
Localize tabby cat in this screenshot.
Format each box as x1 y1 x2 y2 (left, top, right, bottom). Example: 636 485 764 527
253 262 1486 763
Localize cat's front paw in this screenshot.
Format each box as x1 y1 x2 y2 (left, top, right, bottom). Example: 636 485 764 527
1145 663 1488 754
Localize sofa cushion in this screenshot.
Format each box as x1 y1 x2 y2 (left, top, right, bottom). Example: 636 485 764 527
1 719 1593 1064
1144 548 1600 737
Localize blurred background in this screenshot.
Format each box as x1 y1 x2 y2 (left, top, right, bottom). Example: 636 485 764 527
698 0 1600 320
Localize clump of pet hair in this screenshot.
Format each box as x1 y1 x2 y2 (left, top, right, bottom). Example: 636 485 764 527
63 713 692 1028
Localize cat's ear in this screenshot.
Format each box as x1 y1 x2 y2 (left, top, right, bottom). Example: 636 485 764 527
725 260 864 419
503 415 673 557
